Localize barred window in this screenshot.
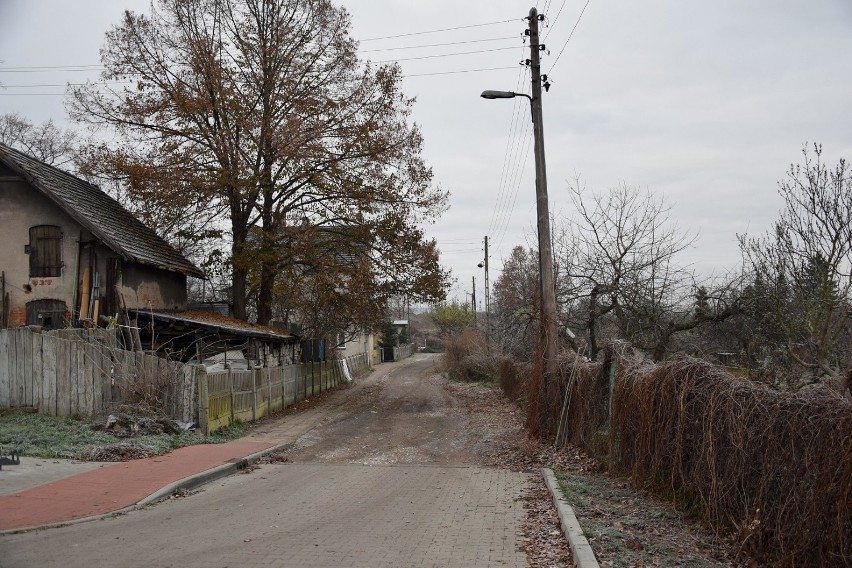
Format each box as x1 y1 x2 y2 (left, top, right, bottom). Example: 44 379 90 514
28 225 63 277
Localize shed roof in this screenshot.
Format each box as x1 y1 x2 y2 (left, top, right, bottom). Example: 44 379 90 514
0 143 203 277
132 309 299 344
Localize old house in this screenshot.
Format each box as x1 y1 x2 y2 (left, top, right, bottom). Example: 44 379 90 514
0 143 204 330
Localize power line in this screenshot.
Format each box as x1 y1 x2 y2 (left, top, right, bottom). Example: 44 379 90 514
547 0 592 74
403 66 517 78
487 63 528 238
0 65 104 72
543 0 568 41
360 36 516 53
360 19 519 42
0 82 130 88
375 46 518 64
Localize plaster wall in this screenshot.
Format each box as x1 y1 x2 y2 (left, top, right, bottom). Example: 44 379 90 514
117 261 187 312
0 178 89 326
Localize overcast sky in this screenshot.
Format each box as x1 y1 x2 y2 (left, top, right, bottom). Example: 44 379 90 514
2 1 851 306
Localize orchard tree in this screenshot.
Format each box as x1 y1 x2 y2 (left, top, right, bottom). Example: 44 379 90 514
69 0 448 322
555 181 736 360
739 144 852 392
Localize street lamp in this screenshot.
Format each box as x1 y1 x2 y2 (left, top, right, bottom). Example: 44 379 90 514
480 90 531 101
480 7 558 381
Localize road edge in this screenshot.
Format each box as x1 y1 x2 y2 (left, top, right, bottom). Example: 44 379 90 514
541 467 600 568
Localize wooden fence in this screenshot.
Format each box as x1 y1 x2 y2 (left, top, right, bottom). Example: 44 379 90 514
198 353 370 434
0 327 196 420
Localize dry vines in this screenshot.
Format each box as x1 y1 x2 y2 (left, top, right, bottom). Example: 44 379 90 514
506 342 851 566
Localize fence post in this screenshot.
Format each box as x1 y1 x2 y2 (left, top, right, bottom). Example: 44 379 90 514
228 367 234 424
251 369 258 421
268 368 273 414
198 367 209 435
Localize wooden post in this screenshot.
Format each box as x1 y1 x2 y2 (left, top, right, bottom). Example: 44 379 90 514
251 369 257 421
228 367 234 425
198 367 209 435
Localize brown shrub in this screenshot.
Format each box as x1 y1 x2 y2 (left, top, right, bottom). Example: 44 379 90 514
534 342 851 566
441 328 497 382
498 357 530 400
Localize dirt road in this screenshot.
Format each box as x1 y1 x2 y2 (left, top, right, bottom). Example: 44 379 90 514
281 353 511 466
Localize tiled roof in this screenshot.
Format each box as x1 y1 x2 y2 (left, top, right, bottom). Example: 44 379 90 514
0 143 204 277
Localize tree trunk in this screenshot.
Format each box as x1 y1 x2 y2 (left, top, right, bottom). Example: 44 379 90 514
231 238 248 321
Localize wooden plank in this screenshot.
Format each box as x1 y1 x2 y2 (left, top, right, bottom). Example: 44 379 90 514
69 339 80 416
31 332 43 412
56 338 70 417
91 342 104 415
13 329 26 407
0 330 10 408
41 334 57 415
197 367 209 435
23 330 34 406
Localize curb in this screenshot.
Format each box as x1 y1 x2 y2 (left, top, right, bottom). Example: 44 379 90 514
542 468 600 568
136 442 291 506
0 444 292 536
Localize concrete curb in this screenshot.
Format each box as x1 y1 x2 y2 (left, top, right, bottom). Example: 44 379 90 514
0 443 293 535
542 468 600 568
136 442 291 506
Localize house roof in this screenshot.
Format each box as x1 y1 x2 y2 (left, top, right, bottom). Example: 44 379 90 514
0 143 204 278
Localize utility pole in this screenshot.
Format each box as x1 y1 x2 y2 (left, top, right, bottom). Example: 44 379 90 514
528 7 559 379
471 275 477 326
484 235 490 350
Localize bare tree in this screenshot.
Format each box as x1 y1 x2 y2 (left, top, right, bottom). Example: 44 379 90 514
556 181 735 360
739 144 852 392
0 112 78 168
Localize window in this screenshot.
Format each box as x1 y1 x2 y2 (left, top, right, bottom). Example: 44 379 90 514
28 225 63 277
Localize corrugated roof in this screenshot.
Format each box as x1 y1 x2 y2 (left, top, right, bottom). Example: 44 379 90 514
0 143 204 277
134 310 299 343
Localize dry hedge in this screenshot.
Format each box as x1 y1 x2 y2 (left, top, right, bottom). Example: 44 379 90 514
538 343 851 567
441 328 497 382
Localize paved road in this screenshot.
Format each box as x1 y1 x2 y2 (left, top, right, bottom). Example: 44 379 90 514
0 355 533 567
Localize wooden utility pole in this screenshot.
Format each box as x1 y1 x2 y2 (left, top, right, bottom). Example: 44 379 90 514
483 235 490 349
528 7 559 378
471 276 477 326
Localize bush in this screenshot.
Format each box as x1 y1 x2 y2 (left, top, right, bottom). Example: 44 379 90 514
540 342 852 566
441 328 497 382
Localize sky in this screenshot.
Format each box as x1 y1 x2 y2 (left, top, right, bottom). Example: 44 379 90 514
2 0 852 307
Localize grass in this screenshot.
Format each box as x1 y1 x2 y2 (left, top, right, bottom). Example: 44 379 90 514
0 409 246 460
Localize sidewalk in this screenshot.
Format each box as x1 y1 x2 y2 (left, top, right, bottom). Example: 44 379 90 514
0 365 386 533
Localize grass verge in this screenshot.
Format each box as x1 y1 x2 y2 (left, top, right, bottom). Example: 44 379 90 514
0 409 245 460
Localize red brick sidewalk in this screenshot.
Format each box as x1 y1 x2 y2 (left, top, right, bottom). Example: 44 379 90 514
0 440 273 531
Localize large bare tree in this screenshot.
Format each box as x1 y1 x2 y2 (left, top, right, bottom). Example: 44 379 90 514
69 0 448 323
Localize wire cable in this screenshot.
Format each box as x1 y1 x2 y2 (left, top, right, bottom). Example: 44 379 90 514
360 37 516 53
374 45 518 64
360 19 519 42
543 0 568 41
547 0 592 74
487 63 528 238
403 66 517 78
